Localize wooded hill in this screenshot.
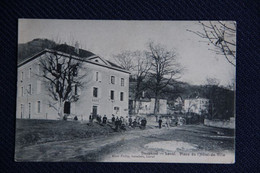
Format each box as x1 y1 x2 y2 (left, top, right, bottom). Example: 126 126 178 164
18 38 57 64
130 76 234 120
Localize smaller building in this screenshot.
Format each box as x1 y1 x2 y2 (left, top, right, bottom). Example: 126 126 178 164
167 96 184 114
130 98 167 115
184 97 209 115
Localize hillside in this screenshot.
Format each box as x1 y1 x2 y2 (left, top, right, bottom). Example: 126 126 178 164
18 38 57 64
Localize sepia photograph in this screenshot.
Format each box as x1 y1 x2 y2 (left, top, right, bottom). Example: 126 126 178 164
15 19 236 163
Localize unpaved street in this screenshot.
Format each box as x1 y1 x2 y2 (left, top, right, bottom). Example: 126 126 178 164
15 123 234 163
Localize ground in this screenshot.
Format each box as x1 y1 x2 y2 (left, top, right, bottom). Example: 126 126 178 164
15 119 235 163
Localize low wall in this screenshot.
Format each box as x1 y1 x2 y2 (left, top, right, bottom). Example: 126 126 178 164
204 118 235 129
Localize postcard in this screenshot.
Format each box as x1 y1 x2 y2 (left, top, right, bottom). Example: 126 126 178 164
15 19 235 163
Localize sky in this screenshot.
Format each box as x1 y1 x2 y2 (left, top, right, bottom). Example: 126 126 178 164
18 19 235 86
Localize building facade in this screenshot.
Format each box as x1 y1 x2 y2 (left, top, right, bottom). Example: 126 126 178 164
184 97 209 115
131 98 167 115
16 44 130 120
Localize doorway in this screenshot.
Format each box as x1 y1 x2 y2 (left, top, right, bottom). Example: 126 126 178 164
92 106 98 119
64 102 71 114
21 104 24 119
28 103 31 119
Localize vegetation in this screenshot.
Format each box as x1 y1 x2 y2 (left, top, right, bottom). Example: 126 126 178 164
18 38 57 63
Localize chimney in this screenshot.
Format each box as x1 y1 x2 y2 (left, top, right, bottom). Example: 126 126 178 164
75 41 79 54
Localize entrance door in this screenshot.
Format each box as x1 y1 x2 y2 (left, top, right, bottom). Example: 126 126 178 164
92 106 98 119
21 104 24 119
64 102 71 114
28 103 31 119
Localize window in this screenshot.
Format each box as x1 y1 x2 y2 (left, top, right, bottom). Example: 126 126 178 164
120 92 124 101
75 85 78 95
37 101 41 113
57 63 62 73
21 72 23 82
110 90 114 100
93 87 98 97
121 78 124 86
29 68 31 78
28 84 32 95
73 67 78 76
111 76 115 84
37 81 41 94
38 64 41 75
96 72 99 81
114 107 119 111
56 81 60 92
21 86 24 97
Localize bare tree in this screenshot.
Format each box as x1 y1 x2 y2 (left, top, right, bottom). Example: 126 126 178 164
187 21 236 66
113 51 135 71
114 51 151 115
206 77 220 86
146 42 182 114
39 49 88 119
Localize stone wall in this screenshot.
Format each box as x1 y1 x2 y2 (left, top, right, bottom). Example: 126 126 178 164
204 118 235 129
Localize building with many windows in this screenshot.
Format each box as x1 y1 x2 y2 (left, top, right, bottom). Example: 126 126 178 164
16 44 130 120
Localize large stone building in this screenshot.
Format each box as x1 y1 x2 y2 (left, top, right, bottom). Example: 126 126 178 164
16 44 130 120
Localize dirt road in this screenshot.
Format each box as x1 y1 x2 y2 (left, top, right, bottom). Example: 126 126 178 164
15 124 234 163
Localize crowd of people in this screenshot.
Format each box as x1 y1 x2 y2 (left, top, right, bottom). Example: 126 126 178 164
88 113 148 131
86 113 179 131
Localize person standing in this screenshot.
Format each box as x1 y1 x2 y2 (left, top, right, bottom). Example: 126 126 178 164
103 115 107 124
166 117 170 129
158 118 162 129
89 113 93 123
132 119 137 128
128 116 132 126
143 118 147 128
119 116 123 127
112 114 115 124
115 117 120 131
141 118 147 129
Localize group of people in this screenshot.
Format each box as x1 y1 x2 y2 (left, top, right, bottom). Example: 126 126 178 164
113 116 126 131
89 114 107 124
158 117 177 128
73 113 177 130
88 113 148 130
88 113 177 130
128 116 147 129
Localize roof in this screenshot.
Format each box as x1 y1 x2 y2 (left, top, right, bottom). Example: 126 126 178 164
52 44 95 58
18 44 128 73
106 60 123 69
